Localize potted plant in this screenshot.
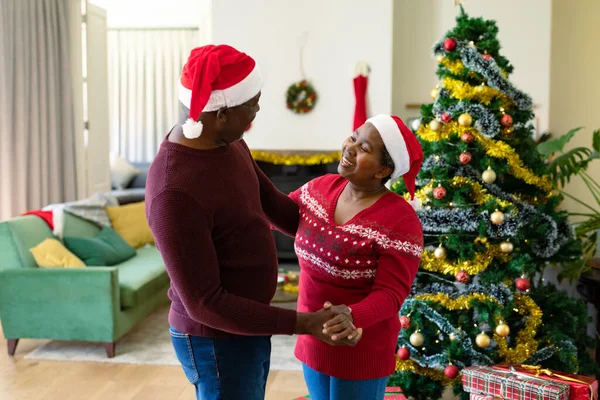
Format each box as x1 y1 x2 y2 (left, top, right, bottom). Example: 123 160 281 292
537 128 600 280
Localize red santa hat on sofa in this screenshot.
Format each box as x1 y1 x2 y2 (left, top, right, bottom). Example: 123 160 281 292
178 44 263 139
365 114 424 210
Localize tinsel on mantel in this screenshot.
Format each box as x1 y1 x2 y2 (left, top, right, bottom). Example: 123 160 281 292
250 150 340 165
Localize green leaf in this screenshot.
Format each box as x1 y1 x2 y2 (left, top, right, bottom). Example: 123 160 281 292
548 147 593 186
593 130 600 153
537 127 583 155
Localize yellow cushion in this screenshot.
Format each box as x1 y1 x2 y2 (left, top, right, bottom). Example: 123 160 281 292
30 238 86 268
106 201 154 249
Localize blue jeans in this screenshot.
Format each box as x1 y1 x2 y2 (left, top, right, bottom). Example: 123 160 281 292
302 364 388 400
169 326 271 400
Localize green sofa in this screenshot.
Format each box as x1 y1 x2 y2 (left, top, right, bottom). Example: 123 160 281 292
0 212 170 357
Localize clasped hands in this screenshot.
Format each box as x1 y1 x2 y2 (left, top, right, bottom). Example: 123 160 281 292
313 301 363 347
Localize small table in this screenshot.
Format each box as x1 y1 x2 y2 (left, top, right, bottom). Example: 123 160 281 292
577 265 600 370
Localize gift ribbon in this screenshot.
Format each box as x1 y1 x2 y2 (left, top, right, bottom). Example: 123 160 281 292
489 366 555 399
519 364 596 400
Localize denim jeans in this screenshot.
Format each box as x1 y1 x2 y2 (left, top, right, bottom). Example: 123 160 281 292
169 326 271 400
302 363 389 400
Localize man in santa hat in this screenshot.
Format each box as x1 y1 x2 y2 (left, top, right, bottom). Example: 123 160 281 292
145 45 360 399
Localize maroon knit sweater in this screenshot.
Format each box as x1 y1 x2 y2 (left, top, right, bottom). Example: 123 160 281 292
146 134 299 337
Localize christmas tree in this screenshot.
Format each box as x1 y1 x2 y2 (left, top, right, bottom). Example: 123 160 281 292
389 7 596 400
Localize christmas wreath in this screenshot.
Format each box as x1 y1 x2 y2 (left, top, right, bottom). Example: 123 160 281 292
286 80 317 114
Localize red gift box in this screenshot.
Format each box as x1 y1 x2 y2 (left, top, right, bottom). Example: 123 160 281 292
470 395 502 400
294 386 406 399
495 364 598 400
462 365 570 400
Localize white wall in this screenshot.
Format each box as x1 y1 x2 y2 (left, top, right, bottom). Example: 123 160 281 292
211 0 393 151
549 0 600 216
392 0 552 136
89 0 210 33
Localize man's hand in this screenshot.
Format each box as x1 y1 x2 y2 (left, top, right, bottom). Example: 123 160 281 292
295 303 362 346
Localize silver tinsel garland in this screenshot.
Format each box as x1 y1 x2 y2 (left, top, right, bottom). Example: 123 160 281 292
525 340 579 366
399 298 494 368
432 39 533 111
457 165 573 258
414 282 514 306
414 164 572 259
422 155 449 172
433 89 502 138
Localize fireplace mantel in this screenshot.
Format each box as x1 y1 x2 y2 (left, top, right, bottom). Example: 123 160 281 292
254 152 339 261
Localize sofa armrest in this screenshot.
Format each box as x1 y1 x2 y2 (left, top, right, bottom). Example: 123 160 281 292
0 267 120 341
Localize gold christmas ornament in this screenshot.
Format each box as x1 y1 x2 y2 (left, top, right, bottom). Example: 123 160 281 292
434 244 447 260
490 209 505 225
476 332 491 348
410 331 425 347
495 322 510 337
429 120 442 132
458 113 473 127
430 87 440 99
500 241 514 253
482 166 497 184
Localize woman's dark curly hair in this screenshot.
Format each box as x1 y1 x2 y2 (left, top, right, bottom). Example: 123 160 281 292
380 146 395 185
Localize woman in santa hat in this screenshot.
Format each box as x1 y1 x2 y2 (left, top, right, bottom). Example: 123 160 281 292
285 114 425 399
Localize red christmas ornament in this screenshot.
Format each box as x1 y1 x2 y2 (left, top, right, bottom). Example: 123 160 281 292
501 114 513 127
433 186 447 200
441 113 452 124
482 53 493 61
456 270 470 284
397 346 411 360
399 316 411 329
459 152 472 165
444 38 457 51
444 364 460 379
515 277 531 291
460 133 474 143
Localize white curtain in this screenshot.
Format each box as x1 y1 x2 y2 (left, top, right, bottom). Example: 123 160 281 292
0 0 78 220
108 29 199 162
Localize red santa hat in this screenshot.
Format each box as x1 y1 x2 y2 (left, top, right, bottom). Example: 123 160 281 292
366 114 424 210
178 44 263 139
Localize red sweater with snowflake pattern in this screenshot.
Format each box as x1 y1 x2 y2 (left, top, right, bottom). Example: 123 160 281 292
289 174 423 380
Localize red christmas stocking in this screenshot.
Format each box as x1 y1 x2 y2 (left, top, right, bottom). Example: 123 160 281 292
353 62 369 131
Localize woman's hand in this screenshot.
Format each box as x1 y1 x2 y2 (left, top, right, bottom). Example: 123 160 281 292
322 302 362 344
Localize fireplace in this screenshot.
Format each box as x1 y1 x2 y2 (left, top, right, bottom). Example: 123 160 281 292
254 152 339 262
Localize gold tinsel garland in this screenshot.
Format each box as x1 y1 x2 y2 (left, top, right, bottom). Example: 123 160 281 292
406 176 513 209
395 358 454 384
442 77 513 107
250 150 341 166
414 293 542 364
417 123 554 193
440 58 466 75
495 294 542 363
420 244 510 276
415 292 500 309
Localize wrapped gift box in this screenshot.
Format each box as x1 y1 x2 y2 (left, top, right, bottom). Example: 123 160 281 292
470 395 502 400
494 364 598 400
462 365 570 400
294 386 406 399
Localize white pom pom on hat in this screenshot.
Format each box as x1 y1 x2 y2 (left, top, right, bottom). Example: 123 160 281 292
365 114 425 210
178 45 264 139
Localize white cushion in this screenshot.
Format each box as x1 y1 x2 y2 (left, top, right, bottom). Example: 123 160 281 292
109 153 140 189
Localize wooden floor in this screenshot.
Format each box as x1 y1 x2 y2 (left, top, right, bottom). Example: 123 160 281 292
0 335 308 400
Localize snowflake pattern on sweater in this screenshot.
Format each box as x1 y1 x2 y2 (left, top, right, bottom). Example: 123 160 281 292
293 175 423 281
